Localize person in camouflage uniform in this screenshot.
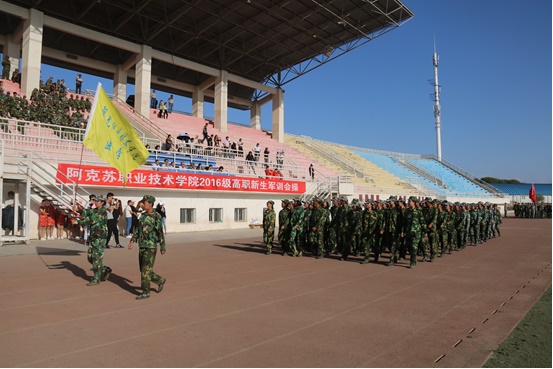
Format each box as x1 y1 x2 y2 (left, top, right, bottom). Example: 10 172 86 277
337 197 352 261
278 199 291 255
360 200 378 264
423 198 438 261
468 204 480 245
326 198 338 254
349 199 363 257
373 201 386 263
302 200 313 254
493 204 502 237
402 196 424 268
129 195 166 300
289 199 304 256
386 196 403 264
321 200 332 255
262 200 276 254
2 56 10 80
309 198 327 259
78 195 112 286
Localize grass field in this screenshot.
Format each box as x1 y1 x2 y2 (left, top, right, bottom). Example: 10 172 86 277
484 285 552 368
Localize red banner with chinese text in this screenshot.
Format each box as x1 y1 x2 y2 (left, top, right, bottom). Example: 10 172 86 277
56 163 306 194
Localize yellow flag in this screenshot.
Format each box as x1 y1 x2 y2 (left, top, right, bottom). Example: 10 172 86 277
83 83 150 180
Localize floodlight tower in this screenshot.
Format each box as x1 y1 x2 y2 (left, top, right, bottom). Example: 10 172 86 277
432 39 442 162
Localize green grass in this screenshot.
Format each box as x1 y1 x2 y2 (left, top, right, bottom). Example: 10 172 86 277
484 285 552 368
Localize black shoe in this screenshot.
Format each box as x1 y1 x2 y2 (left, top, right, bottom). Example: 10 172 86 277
87 280 100 286
105 245 111 249
281 252 287 256
339 257 347 261
116 244 123 248
315 255 324 259
409 263 415 269
265 251 271 255
102 267 112 282
136 293 150 300
360 259 369 264
158 280 166 293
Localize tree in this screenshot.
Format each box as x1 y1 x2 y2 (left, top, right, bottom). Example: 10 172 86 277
536 194 544 203
481 177 522 184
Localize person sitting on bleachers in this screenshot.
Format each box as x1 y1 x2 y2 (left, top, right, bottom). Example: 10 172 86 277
265 165 274 178
152 159 161 170
163 159 170 167
11 69 21 86
196 163 204 170
206 165 213 171
179 161 187 171
188 162 195 170
217 166 225 173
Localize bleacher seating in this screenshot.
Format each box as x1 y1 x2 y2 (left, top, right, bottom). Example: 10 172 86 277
404 158 492 197
351 150 448 196
147 109 341 180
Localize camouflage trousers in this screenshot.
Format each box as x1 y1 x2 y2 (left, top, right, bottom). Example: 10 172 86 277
428 232 438 258
480 223 487 241
439 231 449 255
351 232 363 255
263 227 274 251
337 230 351 257
388 233 403 263
326 227 337 253
2 67 9 80
87 237 108 283
469 224 480 245
418 233 429 259
278 228 290 253
406 232 422 266
138 248 165 295
309 228 325 256
362 236 374 261
449 228 457 250
289 227 303 254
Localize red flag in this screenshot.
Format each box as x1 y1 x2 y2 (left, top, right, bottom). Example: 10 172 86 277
529 183 537 204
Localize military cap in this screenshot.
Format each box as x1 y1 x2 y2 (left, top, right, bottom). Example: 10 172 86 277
432 199 440 204
388 195 397 202
267 200 275 205
424 197 432 202
408 196 418 202
96 194 106 202
142 195 156 204
281 199 289 204
351 198 360 205
312 197 320 203
398 198 406 203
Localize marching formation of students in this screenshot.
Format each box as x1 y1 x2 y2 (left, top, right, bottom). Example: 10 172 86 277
263 196 502 268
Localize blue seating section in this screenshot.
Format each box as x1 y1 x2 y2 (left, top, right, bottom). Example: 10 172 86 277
352 151 446 195
146 151 217 168
404 158 491 196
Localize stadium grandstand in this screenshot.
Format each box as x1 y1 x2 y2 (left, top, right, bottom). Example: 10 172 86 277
0 0 509 244
489 183 552 204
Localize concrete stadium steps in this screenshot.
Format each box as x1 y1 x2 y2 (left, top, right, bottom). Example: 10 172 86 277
1 79 21 94
147 110 340 180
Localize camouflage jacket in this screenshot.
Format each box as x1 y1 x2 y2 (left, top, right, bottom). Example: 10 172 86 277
350 207 362 235
290 206 304 231
131 210 166 251
362 209 378 237
404 207 423 236
263 208 276 232
310 206 326 231
79 207 108 239
278 208 290 231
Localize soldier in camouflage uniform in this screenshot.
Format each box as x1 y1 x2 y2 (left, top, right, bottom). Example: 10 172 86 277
129 195 166 300
310 198 327 259
360 200 378 264
289 199 304 256
337 197 353 261
402 196 424 268
321 200 332 255
424 198 438 261
386 196 403 265
349 199 363 257
373 201 386 263
78 195 112 286
262 200 276 254
302 201 313 254
1 56 10 80
493 204 502 237
326 198 339 254
468 204 480 245
278 200 291 255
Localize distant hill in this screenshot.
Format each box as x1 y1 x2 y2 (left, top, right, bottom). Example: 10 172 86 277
481 177 522 184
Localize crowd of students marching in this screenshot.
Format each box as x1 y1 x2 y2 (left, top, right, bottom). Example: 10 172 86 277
262 196 502 268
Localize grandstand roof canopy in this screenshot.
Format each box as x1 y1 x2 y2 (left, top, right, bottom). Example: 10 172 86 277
0 0 413 101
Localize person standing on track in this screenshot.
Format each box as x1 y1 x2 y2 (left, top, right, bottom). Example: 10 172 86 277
128 195 166 300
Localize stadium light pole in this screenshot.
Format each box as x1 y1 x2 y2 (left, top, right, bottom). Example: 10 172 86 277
432 38 442 162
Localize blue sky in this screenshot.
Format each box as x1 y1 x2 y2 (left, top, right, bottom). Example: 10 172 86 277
37 0 551 183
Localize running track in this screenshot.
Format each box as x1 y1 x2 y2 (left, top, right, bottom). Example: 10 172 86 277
0 218 550 367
